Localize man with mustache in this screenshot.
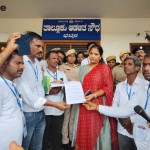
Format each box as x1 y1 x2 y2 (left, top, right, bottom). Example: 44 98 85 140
42 50 68 150
0 34 24 150
132 46 145 63
132 46 146 78
14 32 69 150
84 54 150 150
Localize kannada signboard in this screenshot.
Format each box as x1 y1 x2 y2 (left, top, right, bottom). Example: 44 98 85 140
42 19 101 40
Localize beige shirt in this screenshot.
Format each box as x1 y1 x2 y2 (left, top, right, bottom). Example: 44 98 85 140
112 64 126 87
59 63 80 81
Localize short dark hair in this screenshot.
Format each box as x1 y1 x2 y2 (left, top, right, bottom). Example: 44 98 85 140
77 51 85 57
26 31 42 42
45 50 58 59
86 42 96 49
57 50 66 63
6 50 19 62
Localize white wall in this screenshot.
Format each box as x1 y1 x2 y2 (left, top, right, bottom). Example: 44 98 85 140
0 18 149 62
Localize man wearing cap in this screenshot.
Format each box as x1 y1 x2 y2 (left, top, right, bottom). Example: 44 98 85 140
132 46 146 63
59 49 80 149
106 55 116 70
112 50 130 87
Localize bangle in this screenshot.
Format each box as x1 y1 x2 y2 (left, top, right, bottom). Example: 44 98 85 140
94 93 97 99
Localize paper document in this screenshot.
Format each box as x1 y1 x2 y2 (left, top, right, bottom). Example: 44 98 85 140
50 83 65 87
64 81 85 104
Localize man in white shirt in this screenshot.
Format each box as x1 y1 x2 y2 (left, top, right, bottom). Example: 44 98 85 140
84 55 150 150
0 34 24 150
113 56 144 150
42 50 68 150
14 32 69 150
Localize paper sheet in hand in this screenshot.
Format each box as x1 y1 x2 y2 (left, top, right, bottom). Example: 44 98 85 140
64 81 85 104
50 83 65 87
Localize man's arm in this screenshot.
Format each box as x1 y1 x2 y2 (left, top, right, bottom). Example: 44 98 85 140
83 98 137 118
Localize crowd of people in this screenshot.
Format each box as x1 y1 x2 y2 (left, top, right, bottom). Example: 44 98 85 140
0 31 150 150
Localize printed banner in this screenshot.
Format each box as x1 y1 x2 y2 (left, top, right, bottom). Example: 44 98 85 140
42 19 101 40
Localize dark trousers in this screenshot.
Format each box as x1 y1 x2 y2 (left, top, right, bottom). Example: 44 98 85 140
118 133 137 150
42 114 64 150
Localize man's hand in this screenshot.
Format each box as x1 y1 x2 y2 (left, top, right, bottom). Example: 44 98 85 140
6 32 21 53
83 101 98 111
52 80 63 84
9 141 24 150
119 118 133 135
49 87 62 94
49 80 64 94
55 102 70 111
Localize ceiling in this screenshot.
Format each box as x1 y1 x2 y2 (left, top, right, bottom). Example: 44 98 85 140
0 0 150 18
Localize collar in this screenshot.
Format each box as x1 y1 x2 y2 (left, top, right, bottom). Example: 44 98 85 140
144 81 150 90
124 76 141 85
23 55 38 64
65 62 78 67
46 68 57 74
0 76 15 86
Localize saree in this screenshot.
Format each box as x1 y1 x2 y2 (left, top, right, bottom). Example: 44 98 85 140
75 63 118 150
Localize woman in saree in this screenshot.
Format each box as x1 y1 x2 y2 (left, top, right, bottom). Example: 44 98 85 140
75 44 118 150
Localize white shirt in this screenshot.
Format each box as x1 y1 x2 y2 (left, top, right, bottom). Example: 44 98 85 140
14 55 47 112
99 80 150 150
81 57 90 66
0 77 23 150
113 76 145 138
39 59 47 70
44 68 68 116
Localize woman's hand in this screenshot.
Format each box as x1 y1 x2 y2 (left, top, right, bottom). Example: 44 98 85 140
83 101 98 111
85 94 95 101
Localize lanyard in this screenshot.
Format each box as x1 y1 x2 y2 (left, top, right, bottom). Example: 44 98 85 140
144 84 150 110
1 77 22 111
126 83 133 100
46 68 57 80
28 61 38 81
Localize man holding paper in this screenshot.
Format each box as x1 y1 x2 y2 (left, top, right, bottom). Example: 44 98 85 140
14 32 69 150
42 50 68 150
